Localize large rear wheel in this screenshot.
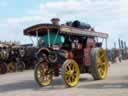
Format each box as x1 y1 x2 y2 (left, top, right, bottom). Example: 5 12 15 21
91 48 108 80
34 61 53 87
61 60 80 87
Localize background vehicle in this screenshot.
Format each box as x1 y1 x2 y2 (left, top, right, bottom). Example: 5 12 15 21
0 44 8 74
8 45 26 72
24 18 109 87
0 42 26 73
22 44 38 69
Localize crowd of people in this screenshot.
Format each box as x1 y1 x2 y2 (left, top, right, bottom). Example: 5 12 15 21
107 48 127 63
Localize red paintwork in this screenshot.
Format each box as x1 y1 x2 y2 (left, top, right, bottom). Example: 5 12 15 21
84 38 96 65
73 50 83 65
54 64 60 76
67 52 73 59
84 48 91 65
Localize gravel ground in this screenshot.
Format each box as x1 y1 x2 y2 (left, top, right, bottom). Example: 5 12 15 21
0 60 128 96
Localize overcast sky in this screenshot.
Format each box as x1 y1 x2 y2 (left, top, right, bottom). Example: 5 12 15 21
0 0 128 48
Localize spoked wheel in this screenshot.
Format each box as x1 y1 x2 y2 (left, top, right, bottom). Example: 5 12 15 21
16 61 25 72
61 60 80 87
7 62 16 73
34 61 53 87
0 63 7 74
91 48 108 80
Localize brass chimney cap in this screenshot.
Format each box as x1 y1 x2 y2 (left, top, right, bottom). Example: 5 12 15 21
51 18 60 25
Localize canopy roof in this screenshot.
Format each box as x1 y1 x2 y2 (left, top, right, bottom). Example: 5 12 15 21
24 23 108 39
24 24 59 36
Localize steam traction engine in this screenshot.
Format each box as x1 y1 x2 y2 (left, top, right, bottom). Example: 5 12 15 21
7 45 26 72
24 18 109 87
0 42 26 73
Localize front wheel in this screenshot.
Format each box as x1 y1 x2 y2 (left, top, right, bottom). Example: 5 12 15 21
16 61 25 72
34 61 53 87
7 62 16 73
61 60 80 87
91 48 108 80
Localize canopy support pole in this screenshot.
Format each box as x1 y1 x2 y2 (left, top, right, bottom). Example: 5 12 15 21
105 39 108 50
29 36 34 45
48 29 50 47
36 30 39 46
53 30 59 45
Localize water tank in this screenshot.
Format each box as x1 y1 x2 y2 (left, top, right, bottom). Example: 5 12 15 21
72 20 91 29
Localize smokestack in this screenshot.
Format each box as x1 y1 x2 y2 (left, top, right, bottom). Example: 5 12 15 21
121 40 124 49
51 18 60 25
124 41 127 49
114 42 116 49
118 38 121 49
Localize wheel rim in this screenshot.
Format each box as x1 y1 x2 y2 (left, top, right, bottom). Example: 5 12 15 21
36 62 52 86
63 60 80 87
7 62 16 72
96 49 108 79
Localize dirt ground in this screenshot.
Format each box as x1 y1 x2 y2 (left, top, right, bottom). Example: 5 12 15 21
0 60 128 96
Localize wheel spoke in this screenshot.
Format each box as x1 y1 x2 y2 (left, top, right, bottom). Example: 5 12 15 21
69 76 73 83
102 62 106 65
97 58 101 63
71 75 75 81
97 58 101 67
70 63 74 70
72 64 75 71
67 65 71 71
98 64 105 76
100 54 104 58
65 65 69 71
66 76 71 83
97 63 101 68
65 71 70 75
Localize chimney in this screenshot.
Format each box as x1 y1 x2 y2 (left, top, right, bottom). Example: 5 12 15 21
118 38 121 49
51 18 60 25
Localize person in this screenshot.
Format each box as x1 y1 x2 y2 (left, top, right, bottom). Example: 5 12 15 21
119 53 122 63
111 51 115 63
108 52 112 62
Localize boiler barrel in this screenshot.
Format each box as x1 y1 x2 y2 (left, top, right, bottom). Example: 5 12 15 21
72 20 91 29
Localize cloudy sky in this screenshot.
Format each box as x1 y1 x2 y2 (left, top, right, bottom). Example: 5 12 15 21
0 0 128 48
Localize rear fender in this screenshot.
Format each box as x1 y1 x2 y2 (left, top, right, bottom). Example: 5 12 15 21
36 48 50 62
36 48 50 56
